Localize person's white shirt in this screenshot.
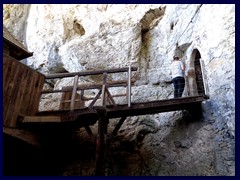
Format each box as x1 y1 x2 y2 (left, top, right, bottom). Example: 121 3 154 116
171 60 185 79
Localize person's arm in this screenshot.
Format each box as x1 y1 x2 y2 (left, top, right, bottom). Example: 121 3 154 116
181 61 185 71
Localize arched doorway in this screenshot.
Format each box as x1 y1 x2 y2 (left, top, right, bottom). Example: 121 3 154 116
194 50 205 95
188 49 205 96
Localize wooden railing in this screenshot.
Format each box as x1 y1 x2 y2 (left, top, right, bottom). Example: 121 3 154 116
41 66 138 111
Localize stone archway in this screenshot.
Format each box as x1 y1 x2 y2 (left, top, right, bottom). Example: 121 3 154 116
187 49 205 96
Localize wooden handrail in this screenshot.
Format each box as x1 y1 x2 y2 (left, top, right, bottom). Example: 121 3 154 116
41 80 136 94
127 66 131 107
45 67 138 79
42 66 138 110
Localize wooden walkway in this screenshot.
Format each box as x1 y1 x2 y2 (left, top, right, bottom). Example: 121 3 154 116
21 95 207 124
19 94 208 176
4 55 209 176
3 31 209 175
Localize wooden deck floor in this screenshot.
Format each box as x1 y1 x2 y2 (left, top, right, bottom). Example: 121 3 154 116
20 95 208 126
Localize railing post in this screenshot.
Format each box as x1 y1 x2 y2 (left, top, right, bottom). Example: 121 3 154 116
101 73 107 107
199 58 207 95
70 75 79 111
127 65 131 107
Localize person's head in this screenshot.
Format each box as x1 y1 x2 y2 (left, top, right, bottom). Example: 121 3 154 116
173 55 180 60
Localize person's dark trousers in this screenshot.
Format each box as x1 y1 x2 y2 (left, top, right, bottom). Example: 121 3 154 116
173 76 185 98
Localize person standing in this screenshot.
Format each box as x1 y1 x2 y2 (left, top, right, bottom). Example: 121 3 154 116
170 55 185 98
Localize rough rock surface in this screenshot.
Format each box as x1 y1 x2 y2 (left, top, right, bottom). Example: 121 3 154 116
3 4 235 176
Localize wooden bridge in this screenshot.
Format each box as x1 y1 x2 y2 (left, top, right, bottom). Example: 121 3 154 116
3 53 209 175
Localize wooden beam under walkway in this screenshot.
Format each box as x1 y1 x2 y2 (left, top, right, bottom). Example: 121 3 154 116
20 95 208 125
18 95 208 176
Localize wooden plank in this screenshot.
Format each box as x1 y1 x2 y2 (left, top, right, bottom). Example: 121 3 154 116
45 67 138 79
19 67 34 115
23 70 45 115
3 57 13 124
70 75 79 111
26 70 39 115
3 127 41 147
105 96 208 119
3 58 8 85
31 73 45 113
29 73 40 113
3 57 14 109
11 67 31 127
3 57 12 88
4 60 19 127
31 75 45 113
22 116 62 122
8 64 25 127
19 68 32 115
41 80 135 94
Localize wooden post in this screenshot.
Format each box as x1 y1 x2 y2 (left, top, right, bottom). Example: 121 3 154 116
127 65 131 107
70 75 79 111
79 89 85 108
95 107 108 176
199 58 207 95
101 73 107 107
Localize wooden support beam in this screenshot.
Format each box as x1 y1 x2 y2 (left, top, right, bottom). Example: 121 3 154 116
95 108 108 176
84 125 93 138
105 88 116 106
89 89 102 108
70 75 79 111
108 116 126 144
22 116 62 123
45 67 138 79
3 127 41 147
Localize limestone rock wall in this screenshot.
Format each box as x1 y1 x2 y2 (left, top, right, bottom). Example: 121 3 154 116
3 4 235 176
